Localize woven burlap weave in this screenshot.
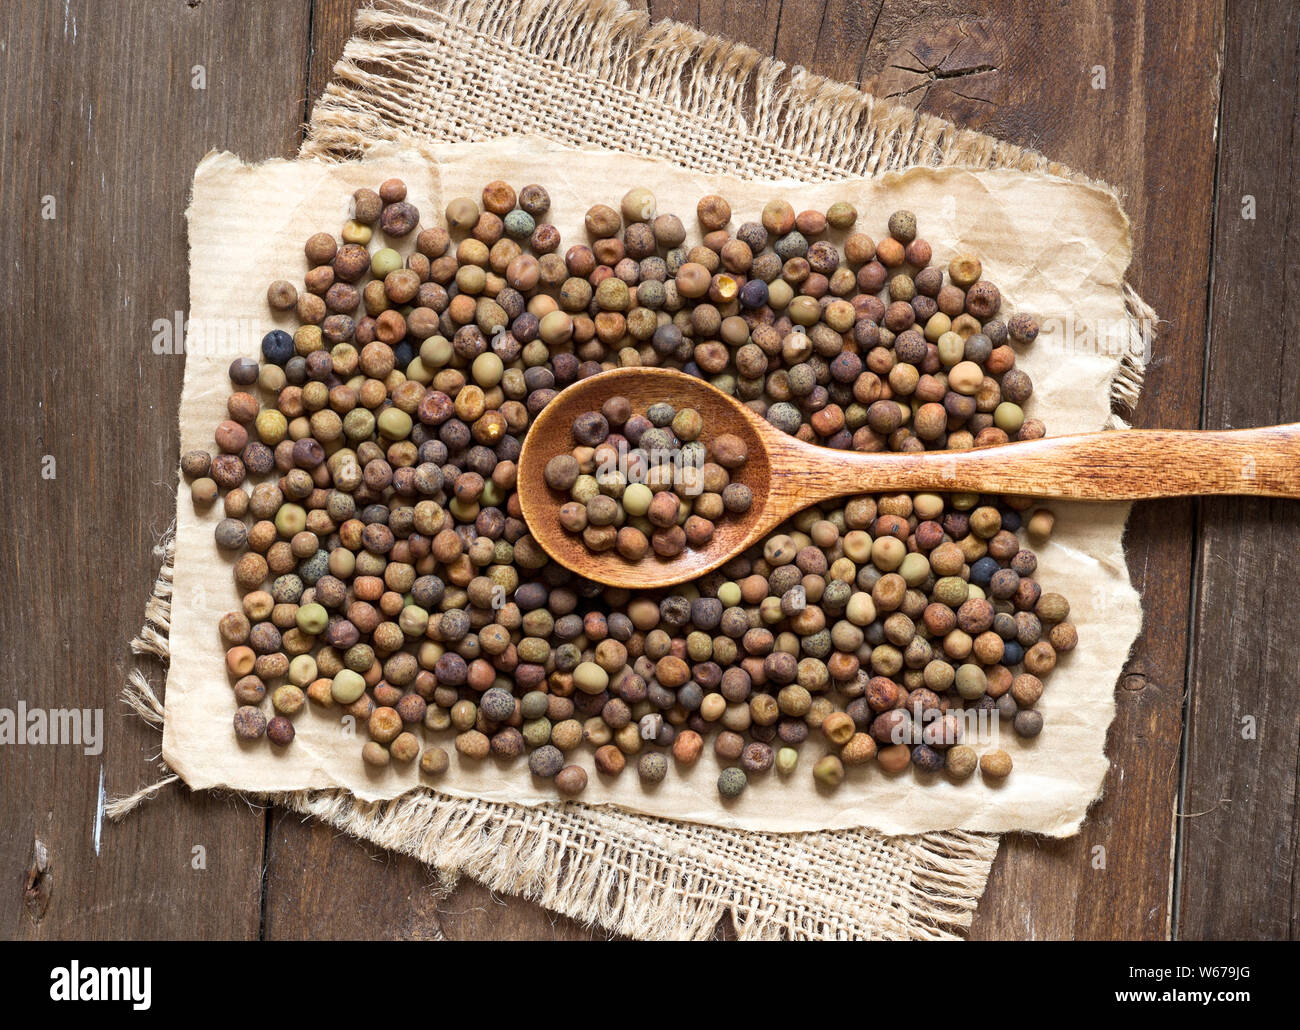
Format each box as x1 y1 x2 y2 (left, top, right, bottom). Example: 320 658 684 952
115 0 1155 939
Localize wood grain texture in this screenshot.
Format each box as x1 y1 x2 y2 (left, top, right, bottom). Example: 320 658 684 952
0 0 311 939
263 809 446 940
1177 0 1300 940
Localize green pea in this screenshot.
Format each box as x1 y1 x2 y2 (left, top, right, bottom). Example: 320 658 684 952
813 754 845 787
447 496 479 523
343 408 375 442
933 576 969 607
370 247 403 278
522 717 552 748
275 503 306 537
686 631 713 662
538 310 573 346
472 352 504 387
456 265 486 295
776 747 799 775
622 482 653 517
398 604 428 637
377 407 412 439
520 691 550 720
788 296 821 326
405 356 433 383
296 602 328 635
717 581 742 607
288 654 317 686
522 338 552 365
573 661 609 694
570 475 599 505
331 669 366 704
899 551 931 587
937 331 965 366
924 312 952 342
255 409 288 446
420 336 452 368
994 401 1025 434
955 663 987 700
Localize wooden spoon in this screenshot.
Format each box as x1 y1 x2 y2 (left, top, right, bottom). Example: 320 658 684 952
518 367 1300 589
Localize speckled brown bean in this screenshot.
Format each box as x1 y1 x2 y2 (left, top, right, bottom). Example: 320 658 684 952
267 716 295 746
1023 641 1058 676
945 744 978 779
584 204 621 238
980 749 1013 779
390 732 420 762
233 706 267 740
267 280 298 310
519 184 551 216
697 194 731 231
1049 622 1079 652
1009 312 1039 344
352 188 383 224
181 450 212 479
671 729 703 764
304 232 337 265
333 243 371 283
841 733 877 766
876 743 911 773
964 281 1001 319
420 747 450 776
455 729 491 759
555 765 588 795
369 706 403 744
594 743 626 775
741 741 774 773
481 180 517 215
233 675 265 705
381 201 419 237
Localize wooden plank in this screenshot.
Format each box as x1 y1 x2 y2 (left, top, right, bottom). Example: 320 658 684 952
1178 1 1300 940
263 809 445 940
0 0 310 940
308 0 366 122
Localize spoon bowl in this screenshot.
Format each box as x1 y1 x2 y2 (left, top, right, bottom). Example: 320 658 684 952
518 367 1300 589
518 367 779 588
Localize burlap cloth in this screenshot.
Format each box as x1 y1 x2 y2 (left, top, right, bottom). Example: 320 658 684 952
115 0 1156 939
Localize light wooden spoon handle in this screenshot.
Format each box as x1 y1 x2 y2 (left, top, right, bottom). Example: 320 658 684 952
800 424 1300 501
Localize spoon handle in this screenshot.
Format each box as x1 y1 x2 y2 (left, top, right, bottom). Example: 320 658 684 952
807 423 1300 501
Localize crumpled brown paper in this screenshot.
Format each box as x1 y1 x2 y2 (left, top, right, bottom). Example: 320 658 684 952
165 138 1142 836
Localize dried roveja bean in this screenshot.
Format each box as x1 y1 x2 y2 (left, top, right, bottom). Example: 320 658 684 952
551 399 750 562
200 178 1067 795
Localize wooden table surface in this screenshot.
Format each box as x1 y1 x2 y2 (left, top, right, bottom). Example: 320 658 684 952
2 0 1295 941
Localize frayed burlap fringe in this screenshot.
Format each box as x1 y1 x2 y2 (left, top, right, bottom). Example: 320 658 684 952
275 792 997 939
115 0 1158 938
